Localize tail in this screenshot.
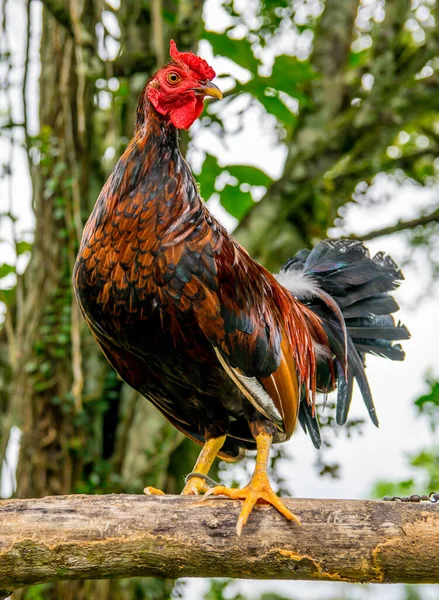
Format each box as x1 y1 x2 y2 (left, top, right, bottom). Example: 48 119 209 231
277 240 410 448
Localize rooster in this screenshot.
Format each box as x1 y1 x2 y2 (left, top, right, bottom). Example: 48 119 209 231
73 40 410 535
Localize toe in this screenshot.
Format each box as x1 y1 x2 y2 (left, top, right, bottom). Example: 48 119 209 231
181 477 209 496
143 486 165 496
202 481 300 534
262 491 301 525
203 485 241 500
236 491 258 536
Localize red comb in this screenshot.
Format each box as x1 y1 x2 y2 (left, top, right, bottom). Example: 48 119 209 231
169 40 216 80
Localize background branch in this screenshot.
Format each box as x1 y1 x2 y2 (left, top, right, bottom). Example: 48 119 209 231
235 0 360 264
39 0 93 47
346 207 439 241
151 0 165 66
1 494 439 596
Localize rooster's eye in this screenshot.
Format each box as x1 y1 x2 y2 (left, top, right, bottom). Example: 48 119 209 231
167 72 181 85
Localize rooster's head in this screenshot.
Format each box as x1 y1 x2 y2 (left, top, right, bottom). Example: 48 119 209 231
146 40 222 130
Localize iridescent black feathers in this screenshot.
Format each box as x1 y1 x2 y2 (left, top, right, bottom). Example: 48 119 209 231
278 240 410 447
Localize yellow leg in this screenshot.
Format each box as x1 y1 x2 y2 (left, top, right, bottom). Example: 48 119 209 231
204 428 300 536
181 435 227 496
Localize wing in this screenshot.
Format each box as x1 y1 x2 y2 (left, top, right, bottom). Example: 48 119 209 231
156 206 320 440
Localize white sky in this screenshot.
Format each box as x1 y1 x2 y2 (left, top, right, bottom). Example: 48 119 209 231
1 1 438 599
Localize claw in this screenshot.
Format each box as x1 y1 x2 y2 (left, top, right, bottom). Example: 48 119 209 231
143 486 165 496
202 485 220 501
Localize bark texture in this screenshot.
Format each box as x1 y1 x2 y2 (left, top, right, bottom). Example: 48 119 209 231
0 494 438 595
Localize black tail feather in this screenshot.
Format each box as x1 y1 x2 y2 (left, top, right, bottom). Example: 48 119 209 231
346 335 378 426
279 239 410 441
335 361 354 426
342 295 399 318
353 341 405 361
298 399 321 449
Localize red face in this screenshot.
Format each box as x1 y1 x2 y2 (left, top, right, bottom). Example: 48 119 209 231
147 41 222 130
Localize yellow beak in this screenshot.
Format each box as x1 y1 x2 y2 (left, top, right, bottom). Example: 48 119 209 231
196 81 223 100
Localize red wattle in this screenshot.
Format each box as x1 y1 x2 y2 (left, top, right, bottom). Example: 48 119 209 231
169 97 204 130
147 88 204 130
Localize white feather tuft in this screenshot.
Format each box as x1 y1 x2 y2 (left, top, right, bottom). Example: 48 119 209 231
275 269 321 299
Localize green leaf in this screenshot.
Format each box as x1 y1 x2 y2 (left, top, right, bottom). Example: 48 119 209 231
258 91 297 126
225 165 273 187
237 78 298 126
270 55 316 91
220 185 254 220
115 83 129 98
371 478 416 500
16 241 32 255
0 287 15 306
415 381 439 408
198 153 222 200
0 263 15 279
348 49 370 68
230 55 313 109
203 31 259 72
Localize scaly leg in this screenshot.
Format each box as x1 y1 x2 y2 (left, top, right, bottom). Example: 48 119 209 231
204 421 300 536
144 434 226 497
181 434 227 495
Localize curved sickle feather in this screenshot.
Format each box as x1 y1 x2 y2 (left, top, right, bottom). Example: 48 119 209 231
260 337 300 440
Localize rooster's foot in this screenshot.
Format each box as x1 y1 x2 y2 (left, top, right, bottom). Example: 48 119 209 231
203 471 300 536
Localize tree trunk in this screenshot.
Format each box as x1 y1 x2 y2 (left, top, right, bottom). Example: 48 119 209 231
10 0 97 501
1 1 204 598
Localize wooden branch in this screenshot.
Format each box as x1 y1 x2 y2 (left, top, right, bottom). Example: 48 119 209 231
346 207 439 241
310 0 358 120
1 494 439 595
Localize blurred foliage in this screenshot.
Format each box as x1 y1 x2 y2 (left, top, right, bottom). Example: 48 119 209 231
202 578 434 600
415 374 439 428
203 579 291 600
194 0 439 272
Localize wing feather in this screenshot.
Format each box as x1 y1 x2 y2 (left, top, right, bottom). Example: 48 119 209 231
155 210 318 438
